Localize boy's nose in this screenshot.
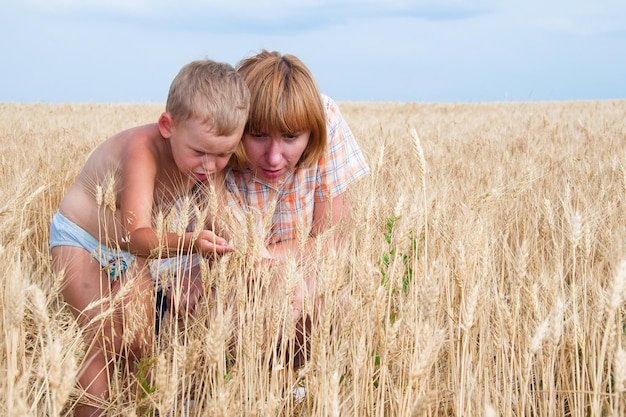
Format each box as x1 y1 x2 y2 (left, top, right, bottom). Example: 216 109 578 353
202 158 215 174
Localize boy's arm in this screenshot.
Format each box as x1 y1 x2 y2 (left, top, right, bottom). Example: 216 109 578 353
119 140 231 258
117 138 157 256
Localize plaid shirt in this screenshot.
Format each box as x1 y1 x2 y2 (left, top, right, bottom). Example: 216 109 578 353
225 95 370 245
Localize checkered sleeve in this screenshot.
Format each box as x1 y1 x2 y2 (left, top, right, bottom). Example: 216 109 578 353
315 95 370 202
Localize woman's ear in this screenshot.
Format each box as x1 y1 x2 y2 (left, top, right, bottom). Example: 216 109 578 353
158 112 174 138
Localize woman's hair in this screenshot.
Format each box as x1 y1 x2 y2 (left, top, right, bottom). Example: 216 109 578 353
166 59 250 136
229 50 327 169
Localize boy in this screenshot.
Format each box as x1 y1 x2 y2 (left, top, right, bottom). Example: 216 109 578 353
49 59 249 416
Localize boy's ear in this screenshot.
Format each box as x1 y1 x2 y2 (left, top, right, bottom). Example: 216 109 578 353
158 112 174 138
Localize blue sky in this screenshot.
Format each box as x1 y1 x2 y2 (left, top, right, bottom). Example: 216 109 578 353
1 0 625 103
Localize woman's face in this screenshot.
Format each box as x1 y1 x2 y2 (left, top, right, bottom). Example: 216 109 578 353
242 129 310 181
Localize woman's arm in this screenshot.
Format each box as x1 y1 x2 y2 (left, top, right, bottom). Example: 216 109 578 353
265 192 351 263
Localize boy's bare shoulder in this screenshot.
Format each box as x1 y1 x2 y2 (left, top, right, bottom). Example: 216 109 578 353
101 123 163 165
113 123 161 150
77 124 160 178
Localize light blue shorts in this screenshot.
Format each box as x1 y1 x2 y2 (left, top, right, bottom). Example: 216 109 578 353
49 211 198 286
49 211 134 280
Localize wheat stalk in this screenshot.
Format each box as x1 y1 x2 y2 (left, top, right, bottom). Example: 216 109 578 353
5 100 626 415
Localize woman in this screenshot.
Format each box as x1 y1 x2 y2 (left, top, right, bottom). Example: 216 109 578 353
224 50 370 350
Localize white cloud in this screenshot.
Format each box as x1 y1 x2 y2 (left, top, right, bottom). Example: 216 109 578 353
3 0 624 102
23 0 153 15
18 0 626 36
501 0 626 37
21 0 494 27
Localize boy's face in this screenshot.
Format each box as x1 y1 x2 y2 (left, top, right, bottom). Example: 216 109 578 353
242 129 310 182
169 117 242 181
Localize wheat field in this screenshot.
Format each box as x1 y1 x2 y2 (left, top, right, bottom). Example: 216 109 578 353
1 100 626 416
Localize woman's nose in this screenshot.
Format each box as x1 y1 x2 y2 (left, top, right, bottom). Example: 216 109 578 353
266 140 282 165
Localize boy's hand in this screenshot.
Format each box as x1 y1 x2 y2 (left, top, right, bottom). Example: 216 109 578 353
193 230 234 256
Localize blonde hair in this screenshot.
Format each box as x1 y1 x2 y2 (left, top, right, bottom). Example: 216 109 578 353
229 50 327 169
166 60 250 136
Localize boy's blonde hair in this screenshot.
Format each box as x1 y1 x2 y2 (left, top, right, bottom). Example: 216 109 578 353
229 50 327 170
166 60 250 136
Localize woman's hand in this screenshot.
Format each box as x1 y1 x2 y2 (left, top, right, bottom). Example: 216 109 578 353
166 274 204 317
